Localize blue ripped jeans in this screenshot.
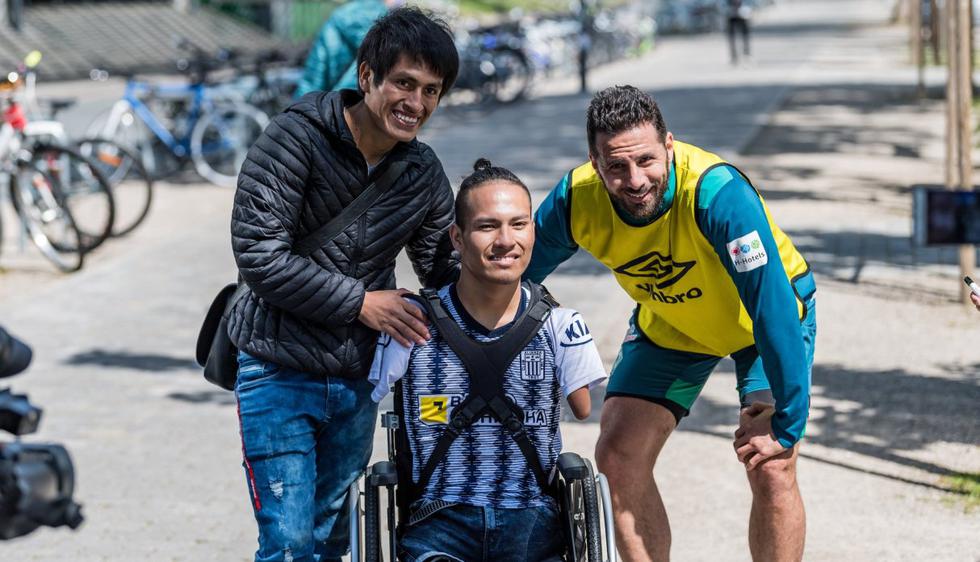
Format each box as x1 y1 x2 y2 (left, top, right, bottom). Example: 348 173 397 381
397 503 565 562
235 351 378 562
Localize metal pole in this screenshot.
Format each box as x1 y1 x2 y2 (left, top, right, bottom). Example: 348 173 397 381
955 0 976 302
946 0 976 304
269 0 292 40
910 0 924 97
945 0 959 189
8 0 22 31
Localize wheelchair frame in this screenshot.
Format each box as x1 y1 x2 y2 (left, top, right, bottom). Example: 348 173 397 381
349 410 618 562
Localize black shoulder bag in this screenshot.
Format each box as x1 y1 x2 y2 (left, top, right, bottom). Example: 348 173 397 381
195 161 409 390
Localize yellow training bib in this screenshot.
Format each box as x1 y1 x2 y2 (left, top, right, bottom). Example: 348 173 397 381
568 141 808 356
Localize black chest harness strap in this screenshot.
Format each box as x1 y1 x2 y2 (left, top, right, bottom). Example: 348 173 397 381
409 282 559 500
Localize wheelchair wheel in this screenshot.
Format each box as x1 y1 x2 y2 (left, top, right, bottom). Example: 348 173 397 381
581 460 602 562
364 477 382 562
563 460 603 562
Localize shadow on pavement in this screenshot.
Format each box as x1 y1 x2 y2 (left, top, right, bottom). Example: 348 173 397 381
787 228 975 293
424 83 790 188
64 349 199 372
168 389 237 406
681 361 980 493
744 83 934 158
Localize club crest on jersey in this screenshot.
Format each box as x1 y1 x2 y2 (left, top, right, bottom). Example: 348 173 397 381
520 350 545 381
614 251 695 289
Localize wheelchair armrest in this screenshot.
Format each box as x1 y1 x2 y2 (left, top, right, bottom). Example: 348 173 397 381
367 460 398 487
555 452 590 481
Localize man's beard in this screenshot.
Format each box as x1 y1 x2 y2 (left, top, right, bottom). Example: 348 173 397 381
612 172 669 222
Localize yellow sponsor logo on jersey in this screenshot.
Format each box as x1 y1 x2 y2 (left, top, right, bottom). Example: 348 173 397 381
418 395 451 424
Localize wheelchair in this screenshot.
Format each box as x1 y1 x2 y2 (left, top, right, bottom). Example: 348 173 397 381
348 410 618 562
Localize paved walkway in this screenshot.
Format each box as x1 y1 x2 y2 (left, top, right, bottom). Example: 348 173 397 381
0 0 977 559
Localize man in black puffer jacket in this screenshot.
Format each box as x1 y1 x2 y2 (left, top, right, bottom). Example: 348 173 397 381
228 8 459 562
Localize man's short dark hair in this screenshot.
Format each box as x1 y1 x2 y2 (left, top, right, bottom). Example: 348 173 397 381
587 85 668 154
455 158 531 228
357 7 459 98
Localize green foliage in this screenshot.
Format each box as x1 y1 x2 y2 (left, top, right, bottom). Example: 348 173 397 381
941 472 980 512
455 0 569 15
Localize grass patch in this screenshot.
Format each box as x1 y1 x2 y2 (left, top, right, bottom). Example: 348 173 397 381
454 0 633 16
940 472 980 512
455 0 568 15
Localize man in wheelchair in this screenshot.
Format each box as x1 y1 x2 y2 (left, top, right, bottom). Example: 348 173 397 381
368 159 608 562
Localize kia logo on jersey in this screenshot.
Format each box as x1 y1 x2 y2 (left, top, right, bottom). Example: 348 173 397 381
614 250 696 289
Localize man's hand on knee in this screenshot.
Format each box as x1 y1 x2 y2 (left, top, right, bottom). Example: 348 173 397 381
733 402 786 470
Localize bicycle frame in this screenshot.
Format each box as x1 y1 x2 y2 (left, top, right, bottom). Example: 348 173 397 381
103 79 215 159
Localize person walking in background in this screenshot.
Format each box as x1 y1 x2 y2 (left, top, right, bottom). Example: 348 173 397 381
230 8 459 561
294 0 399 97
726 0 752 65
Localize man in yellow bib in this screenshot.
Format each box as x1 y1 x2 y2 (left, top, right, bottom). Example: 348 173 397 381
526 85 816 562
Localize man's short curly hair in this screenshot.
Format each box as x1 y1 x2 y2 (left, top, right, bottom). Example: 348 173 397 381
587 85 668 154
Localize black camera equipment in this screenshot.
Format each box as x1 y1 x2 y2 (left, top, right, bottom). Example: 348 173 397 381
0 326 84 540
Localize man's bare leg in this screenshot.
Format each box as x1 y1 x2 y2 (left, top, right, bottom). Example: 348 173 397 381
745 445 805 562
595 397 677 562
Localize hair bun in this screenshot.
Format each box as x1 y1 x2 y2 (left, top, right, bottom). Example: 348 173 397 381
473 158 492 172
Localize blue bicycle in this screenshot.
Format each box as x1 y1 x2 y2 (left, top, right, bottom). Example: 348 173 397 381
88 70 268 187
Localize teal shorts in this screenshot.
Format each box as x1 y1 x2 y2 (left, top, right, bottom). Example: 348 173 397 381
606 298 816 423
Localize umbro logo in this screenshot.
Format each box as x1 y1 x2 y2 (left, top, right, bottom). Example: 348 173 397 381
614 251 695 289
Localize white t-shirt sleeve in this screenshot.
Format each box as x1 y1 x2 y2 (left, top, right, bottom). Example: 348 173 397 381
367 298 420 402
548 307 608 398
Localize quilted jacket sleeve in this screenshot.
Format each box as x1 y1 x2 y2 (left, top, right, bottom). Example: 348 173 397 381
404 155 459 289
232 112 366 327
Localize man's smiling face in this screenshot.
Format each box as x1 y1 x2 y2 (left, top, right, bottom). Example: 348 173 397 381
590 123 674 221
359 54 443 143
451 180 534 286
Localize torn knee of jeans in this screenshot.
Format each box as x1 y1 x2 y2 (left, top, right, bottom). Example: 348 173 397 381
283 546 293 562
269 478 284 500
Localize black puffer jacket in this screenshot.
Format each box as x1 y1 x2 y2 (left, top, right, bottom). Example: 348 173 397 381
228 90 457 379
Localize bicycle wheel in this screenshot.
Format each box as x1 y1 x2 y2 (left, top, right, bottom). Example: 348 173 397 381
190 103 268 187
491 48 532 104
87 103 181 181
27 144 115 253
9 166 84 273
76 138 153 237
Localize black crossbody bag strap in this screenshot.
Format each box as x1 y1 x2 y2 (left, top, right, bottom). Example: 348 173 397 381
292 160 409 257
230 161 408 314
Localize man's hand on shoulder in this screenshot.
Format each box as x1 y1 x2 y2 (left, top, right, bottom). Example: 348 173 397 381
359 289 430 347
733 402 787 470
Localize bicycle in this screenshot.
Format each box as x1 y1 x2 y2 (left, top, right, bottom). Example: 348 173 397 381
18 52 153 238
210 47 303 119
1 67 115 256
0 75 85 273
88 54 269 188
